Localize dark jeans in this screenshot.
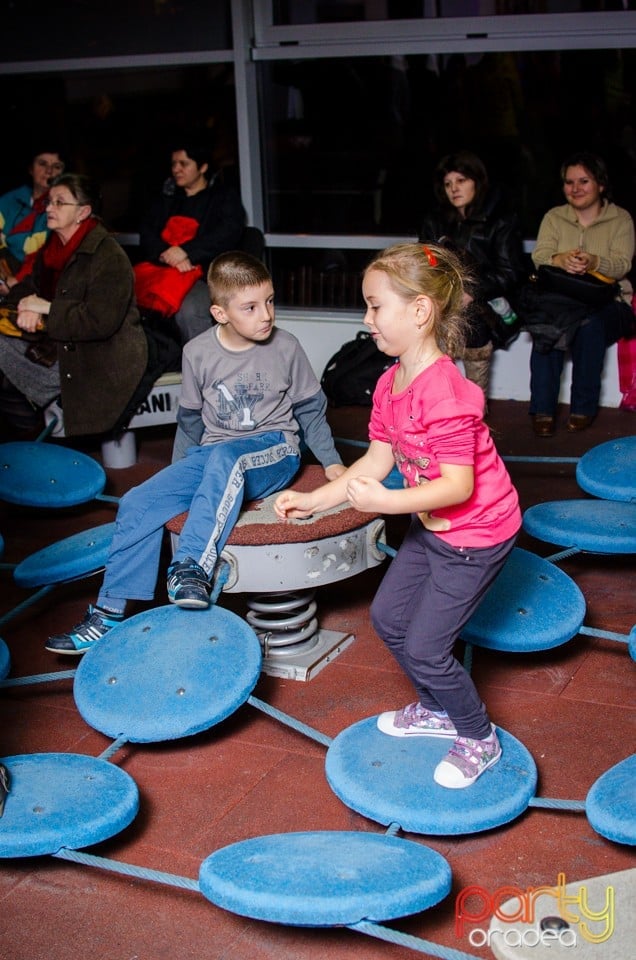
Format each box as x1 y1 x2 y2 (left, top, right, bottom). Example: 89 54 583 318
370 520 516 740
529 302 616 417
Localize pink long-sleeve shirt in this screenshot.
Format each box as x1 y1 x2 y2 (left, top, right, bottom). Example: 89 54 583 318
369 355 521 548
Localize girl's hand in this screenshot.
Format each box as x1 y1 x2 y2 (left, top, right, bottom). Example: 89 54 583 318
345 476 388 512
274 489 316 520
16 309 44 333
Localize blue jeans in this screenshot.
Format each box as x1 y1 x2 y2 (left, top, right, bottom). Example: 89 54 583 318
371 520 516 740
529 303 614 417
98 432 300 607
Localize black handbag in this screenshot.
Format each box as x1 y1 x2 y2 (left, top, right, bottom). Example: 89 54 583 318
536 264 619 307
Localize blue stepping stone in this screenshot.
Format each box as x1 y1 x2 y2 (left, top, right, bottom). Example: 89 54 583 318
523 499 636 554
0 442 106 507
576 436 636 502
199 830 452 925
586 754 636 845
0 637 10 680
14 523 115 589
463 548 586 652
0 753 139 857
325 717 537 836
74 604 262 742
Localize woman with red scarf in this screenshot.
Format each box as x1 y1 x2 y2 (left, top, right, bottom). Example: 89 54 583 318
0 173 147 436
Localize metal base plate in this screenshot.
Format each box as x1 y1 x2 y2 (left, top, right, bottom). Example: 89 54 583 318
261 629 354 681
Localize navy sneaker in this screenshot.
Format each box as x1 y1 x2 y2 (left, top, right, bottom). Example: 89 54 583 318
45 605 124 655
167 557 210 609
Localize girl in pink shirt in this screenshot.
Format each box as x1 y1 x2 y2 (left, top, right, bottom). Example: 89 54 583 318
275 242 521 788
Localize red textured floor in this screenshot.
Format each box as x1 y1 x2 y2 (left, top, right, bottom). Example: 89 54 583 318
1 399 634 960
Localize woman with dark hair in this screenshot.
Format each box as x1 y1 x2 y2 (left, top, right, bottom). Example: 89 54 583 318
0 173 147 435
419 150 527 409
0 146 66 290
528 151 634 435
136 141 246 343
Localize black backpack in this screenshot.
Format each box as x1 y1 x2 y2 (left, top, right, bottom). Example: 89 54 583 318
321 331 395 406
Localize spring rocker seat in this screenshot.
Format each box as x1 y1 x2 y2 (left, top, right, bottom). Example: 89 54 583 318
166 464 387 680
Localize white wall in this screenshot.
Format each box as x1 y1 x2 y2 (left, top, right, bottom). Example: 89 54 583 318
276 309 622 407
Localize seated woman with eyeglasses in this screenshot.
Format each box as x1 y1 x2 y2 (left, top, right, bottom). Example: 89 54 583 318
0 173 148 436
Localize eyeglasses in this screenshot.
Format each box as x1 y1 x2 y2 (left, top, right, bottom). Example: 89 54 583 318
46 199 80 208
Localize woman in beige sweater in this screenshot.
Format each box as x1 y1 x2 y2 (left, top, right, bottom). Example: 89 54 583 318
529 151 634 436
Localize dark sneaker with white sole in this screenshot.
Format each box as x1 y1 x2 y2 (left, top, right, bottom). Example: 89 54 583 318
167 557 211 608
45 605 124 655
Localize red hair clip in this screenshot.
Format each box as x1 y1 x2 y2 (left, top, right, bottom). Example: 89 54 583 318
421 244 438 267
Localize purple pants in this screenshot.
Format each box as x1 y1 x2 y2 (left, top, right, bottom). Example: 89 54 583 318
371 519 516 739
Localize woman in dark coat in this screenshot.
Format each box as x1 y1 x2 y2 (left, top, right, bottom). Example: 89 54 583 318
0 173 147 436
419 151 527 408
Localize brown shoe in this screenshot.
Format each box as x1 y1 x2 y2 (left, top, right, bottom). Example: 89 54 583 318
566 414 594 433
532 415 556 437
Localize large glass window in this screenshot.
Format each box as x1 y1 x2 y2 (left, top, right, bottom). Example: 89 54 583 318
1 0 232 62
261 49 636 241
260 43 636 307
1 64 239 232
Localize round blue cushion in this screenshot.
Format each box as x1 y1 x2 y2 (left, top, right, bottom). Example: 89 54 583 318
576 436 636 502
523 499 636 554
0 637 10 680
0 753 139 857
586 755 636 845
14 523 116 589
463 547 586 652
0 442 106 507
74 604 262 742
199 831 452 925
325 717 537 835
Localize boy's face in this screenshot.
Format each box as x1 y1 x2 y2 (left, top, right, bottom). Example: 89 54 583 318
211 281 275 350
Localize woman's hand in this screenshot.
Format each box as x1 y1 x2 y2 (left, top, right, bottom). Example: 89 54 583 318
18 294 50 315
552 249 599 275
159 245 186 267
16 309 44 333
274 489 317 520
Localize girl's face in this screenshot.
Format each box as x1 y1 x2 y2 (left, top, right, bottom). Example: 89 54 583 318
562 164 604 213
362 268 420 358
443 170 476 216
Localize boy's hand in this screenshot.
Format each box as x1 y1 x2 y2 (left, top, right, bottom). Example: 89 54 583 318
345 476 387 513
274 489 316 520
324 463 346 481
